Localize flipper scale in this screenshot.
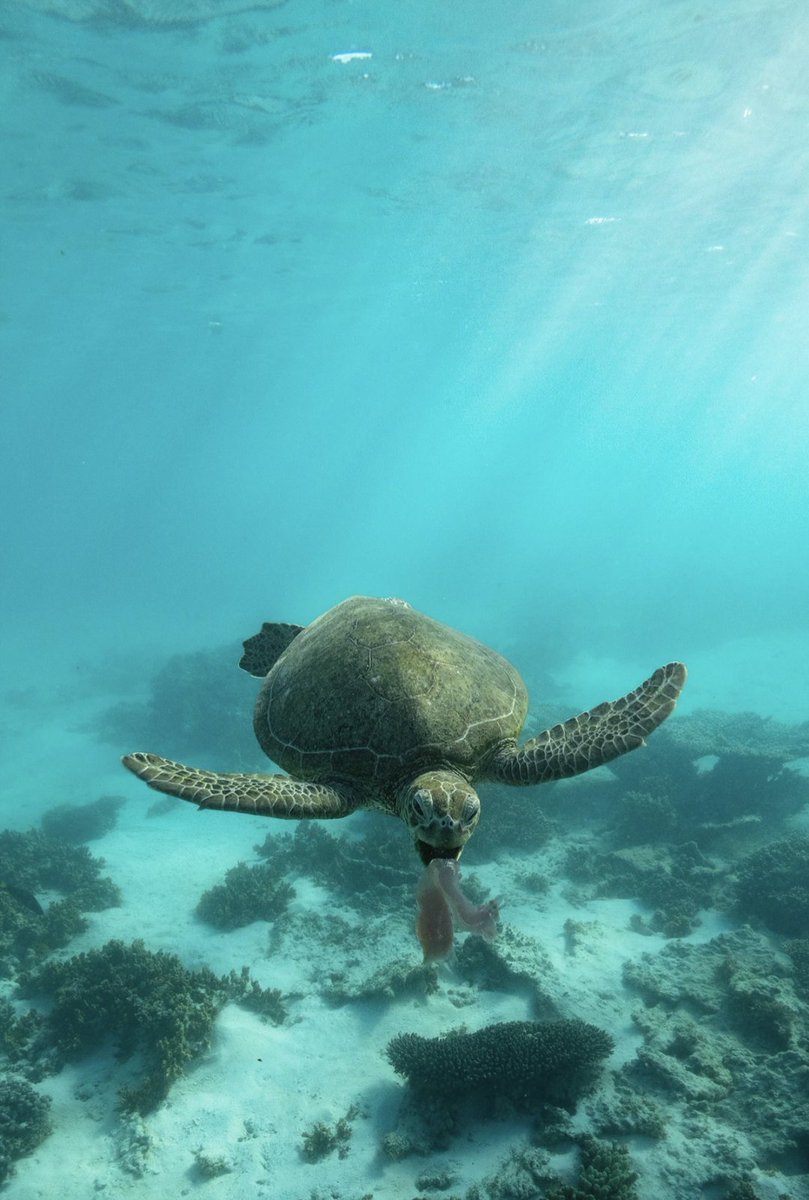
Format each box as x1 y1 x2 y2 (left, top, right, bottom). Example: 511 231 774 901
486 661 687 785
121 752 354 819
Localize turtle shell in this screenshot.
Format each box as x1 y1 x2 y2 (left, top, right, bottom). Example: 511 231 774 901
252 596 528 785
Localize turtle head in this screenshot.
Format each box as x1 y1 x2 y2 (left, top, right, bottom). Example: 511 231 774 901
398 770 481 865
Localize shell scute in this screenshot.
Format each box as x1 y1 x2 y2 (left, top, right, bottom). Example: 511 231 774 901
253 596 527 783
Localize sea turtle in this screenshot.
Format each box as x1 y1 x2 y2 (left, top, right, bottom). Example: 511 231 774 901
122 596 685 954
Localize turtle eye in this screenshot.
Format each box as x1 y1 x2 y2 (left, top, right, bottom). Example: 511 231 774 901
410 789 432 822
461 795 480 828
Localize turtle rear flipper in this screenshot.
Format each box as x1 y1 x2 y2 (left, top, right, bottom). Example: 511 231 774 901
122 753 356 819
240 622 304 678
485 661 686 785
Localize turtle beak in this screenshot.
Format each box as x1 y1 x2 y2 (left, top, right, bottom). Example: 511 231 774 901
415 839 463 866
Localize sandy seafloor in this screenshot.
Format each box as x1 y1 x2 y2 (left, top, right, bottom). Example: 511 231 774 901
2 629 809 1200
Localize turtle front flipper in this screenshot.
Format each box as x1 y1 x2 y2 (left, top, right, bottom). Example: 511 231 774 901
484 661 687 785
122 753 356 819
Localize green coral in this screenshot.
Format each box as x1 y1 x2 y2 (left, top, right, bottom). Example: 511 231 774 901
195 861 294 930
387 1019 613 1112
0 1076 52 1185
736 836 809 936
18 939 286 1114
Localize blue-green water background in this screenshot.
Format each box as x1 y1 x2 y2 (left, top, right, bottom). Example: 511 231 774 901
3 7 809 1196
2 0 808 692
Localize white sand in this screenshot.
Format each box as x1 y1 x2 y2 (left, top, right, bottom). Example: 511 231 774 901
2 637 809 1199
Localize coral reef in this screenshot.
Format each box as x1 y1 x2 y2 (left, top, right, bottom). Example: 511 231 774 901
607 716 809 849
387 1018 613 1112
0 1000 46 1076
622 928 809 1174
0 828 120 975
0 829 120 910
1 889 87 975
565 840 725 937
93 642 260 767
665 709 809 762
192 1149 233 1179
40 794 125 843
611 789 679 847
416 1165 457 1191
735 835 809 936
321 949 440 1006
715 1052 809 1174
723 1181 764 1200
222 966 286 1024
318 922 559 1013
471 1136 639 1200
627 1009 734 1102
299 1106 358 1162
195 862 294 930
17 939 286 1114
547 1136 639 1200
256 820 414 917
624 927 800 1039
586 1081 667 1141
0 1076 52 1185
468 781 556 859
454 928 560 1018
720 953 796 1051
475 1144 559 1198
786 939 809 999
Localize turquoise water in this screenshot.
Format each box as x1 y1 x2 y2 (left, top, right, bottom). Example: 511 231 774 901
4 0 808 674
2 3 809 1198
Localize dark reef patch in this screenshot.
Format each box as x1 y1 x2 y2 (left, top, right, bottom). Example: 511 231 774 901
40 794 125 844
91 642 260 768
735 835 809 937
387 1018 613 1111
